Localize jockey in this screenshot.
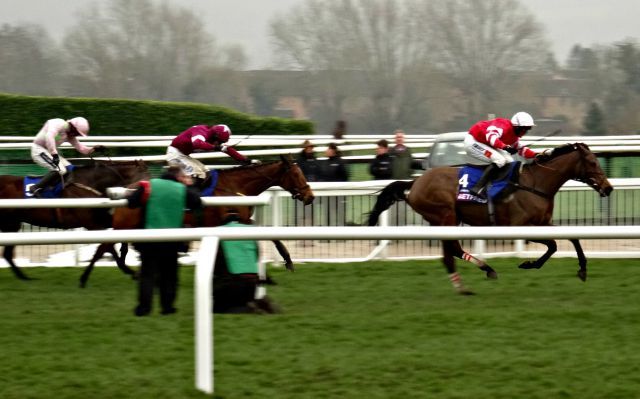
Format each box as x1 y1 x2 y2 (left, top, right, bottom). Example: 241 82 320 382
29 117 105 197
166 124 251 185
464 111 538 197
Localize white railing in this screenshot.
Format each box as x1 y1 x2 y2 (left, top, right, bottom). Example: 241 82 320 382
3 224 640 395
1 134 638 163
3 178 639 267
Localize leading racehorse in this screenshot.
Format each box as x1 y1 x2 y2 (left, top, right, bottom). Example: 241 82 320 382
80 154 314 286
0 160 149 280
368 143 613 294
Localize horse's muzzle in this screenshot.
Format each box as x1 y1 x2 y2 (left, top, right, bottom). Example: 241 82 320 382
600 185 613 197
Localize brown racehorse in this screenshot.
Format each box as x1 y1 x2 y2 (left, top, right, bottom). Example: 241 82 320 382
0 160 149 280
368 143 614 295
80 154 315 287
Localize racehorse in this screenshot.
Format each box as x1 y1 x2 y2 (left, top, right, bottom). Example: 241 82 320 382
80 154 315 287
368 143 614 295
0 160 149 280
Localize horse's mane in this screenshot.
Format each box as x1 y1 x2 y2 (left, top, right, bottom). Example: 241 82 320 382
535 143 589 163
217 159 283 174
72 159 146 171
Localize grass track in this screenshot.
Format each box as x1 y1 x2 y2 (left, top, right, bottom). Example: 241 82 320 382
1 258 640 398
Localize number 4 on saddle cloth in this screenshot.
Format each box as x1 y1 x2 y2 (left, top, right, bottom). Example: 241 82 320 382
23 166 75 199
457 162 521 204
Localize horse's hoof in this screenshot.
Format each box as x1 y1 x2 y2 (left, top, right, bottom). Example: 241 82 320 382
285 262 295 272
518 261 541 270
486 270 498 279
577 270 587 282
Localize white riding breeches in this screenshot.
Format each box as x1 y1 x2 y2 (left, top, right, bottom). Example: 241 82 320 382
166 146 208 179
31 144 71 174
463 135 514 168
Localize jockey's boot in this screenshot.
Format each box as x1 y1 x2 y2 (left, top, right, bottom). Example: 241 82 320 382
469 163 499 197
29 170 61 197
192 176 205 189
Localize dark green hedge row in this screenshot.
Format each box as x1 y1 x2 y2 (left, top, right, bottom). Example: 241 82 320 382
0 93 313 162
0 93 313 136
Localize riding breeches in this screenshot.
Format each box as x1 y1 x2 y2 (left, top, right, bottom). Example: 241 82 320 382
31 144 71 174
464 135 514 168
166 146 208 179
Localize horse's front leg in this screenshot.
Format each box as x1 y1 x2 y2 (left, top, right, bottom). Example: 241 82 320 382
80 243 109 287
272 240 294 271
3 245 32 280
442 240 475 295
112 243 137 279
518 239 557 270
569 239 587 282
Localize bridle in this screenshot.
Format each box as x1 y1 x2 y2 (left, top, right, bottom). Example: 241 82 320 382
513 143 604 199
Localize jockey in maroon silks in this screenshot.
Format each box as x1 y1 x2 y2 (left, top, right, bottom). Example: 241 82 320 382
464 112 539 196
166 124 250 184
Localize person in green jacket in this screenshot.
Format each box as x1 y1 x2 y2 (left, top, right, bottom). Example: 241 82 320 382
390 129 414 179
213 213 280 314
126 166 202 316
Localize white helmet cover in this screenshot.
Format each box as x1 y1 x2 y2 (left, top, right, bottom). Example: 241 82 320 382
511 112 535 127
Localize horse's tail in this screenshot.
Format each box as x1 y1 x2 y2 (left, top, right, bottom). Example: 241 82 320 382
367 180 415 226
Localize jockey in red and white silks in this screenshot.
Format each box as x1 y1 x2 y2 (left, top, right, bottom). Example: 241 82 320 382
463 112 538 197
464 112 537 167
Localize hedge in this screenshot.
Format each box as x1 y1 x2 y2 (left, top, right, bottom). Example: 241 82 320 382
0 93 313 161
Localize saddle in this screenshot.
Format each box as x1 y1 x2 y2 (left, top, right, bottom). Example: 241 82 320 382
457 162 521 204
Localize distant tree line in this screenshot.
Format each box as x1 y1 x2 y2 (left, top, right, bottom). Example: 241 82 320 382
0 0 638 135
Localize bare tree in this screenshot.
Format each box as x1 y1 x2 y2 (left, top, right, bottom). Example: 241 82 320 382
0 24 64 95
269 0 441 133
419 0 552 122
62 0 246 101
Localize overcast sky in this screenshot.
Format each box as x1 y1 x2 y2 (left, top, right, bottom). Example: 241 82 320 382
1 0 639 69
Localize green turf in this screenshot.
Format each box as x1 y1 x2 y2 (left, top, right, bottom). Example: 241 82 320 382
1 258 640 398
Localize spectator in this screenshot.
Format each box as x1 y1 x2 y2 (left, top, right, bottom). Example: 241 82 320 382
295 140 319 234
320 142 349 182
331 120 347 140
296 140 321 182
320 143 348 227
213 213 279 314
390 129 414 179
124 166 202 316
369 139 393 179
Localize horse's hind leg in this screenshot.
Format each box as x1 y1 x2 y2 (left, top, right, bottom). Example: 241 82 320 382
448 240 498 280
518 239 557 270
3 245 32 280
569 239 587 281
442 240 475 295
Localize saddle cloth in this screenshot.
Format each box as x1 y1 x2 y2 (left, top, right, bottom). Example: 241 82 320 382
457 162 520 204
200 170 219 196
24 166 75 199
